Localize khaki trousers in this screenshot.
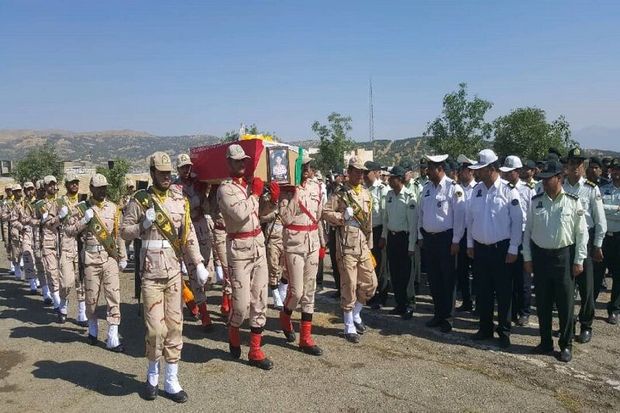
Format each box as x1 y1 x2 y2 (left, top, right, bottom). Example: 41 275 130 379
337 252 378 312
142 272 183 363
284 250 319 314
60 254 85 302
84 258 121 325
42 248 60 293
267 237 284 286
227 245 268 329
213 229 232 295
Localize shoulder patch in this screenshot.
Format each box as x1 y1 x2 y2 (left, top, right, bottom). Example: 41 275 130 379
511 199 519 206
565 192 580 201
455 190 463 198
531 192 544 200
585 180 596 188
507 182 515 189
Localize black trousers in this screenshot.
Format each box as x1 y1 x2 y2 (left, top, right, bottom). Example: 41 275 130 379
574 229 596 330
532 243 575 350
370 225 389 305
387 231 411 310
423 229 456 320
473 239 512 336
328 228 340 293
510 247 532 318
603 232 620 315
456 231 472 305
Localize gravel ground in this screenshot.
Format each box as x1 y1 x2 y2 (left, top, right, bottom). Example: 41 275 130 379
1 248 619 413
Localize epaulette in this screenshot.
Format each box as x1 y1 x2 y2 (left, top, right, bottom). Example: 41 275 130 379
585 180 596 188
531 192 544 200
527 181 535 189
507 182 516 189
565 192 580 201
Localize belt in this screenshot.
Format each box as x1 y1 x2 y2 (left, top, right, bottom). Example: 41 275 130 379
142 240 172 249
227 227 262 240
345 220 361 229
284 223 318 232
421 228 452 237
84 245 105 253
532 242 573 253
474 239 509 248
388 230 408 236
214 223 226 231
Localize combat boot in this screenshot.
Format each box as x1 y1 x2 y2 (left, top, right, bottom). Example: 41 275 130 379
299 315 322 356
220 293 231 316
228 326 241 359
279 309 296 342
199 302 213 332
248 330 273 370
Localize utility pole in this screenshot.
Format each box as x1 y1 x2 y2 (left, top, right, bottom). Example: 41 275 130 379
369 77 375 143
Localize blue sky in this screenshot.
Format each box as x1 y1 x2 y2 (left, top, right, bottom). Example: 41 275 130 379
1 1 619 149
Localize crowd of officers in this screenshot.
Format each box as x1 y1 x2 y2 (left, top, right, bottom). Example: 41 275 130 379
1 144 619 403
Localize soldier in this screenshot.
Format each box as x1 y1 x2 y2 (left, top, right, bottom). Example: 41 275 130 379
562 147 607 344
16 182 38 293
56 172 89 325
33 180 51 303
323 157 378 343
418 155 465 331
1 185 14 274
587 157 610 187
217 144 279 370
207 184 233 315
523 160 588 362
278 153 323 355
260 198 286 310
600 158 620 324
364 160 390 309
39 176 64 312
467 149 523 348
65 174 127 351
122 152 208 403
174 153 213 331
8 184 24 280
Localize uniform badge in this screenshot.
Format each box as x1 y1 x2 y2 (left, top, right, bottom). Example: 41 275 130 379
536 201 543 209
455 191 463 197
511 199 519 206
476 189 482 197
577 209 584 216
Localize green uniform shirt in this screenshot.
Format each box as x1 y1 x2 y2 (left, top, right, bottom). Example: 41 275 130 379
601 182 620 233
522 189 588 264
381 188 418 251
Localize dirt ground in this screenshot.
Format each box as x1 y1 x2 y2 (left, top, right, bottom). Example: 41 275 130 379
0 248 619 413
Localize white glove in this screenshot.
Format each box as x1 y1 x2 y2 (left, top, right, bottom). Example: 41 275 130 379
215 265 224 283
80 209 94 225
58 205 69 219
142 207 156 229
344 207 354 221
196 262 209 285
181 261 188 275
42 212 49 222
118 260 127 271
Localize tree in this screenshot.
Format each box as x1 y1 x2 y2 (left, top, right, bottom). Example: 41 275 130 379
493 108 575 160
312 112 354 174
96 159 130 203
12 143 64 183
424 83 493 158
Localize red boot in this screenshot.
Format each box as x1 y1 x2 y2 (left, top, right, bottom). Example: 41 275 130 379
299 320 323 356
220 293 231 316
228 326 241 359
248 331 273 370
199 302 213 332
279 310 296 343
185 299 199 320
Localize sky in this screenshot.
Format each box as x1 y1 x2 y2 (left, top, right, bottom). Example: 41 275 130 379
1 1 619 149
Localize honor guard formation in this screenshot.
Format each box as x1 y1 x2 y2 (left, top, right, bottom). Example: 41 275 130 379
2 145 620 403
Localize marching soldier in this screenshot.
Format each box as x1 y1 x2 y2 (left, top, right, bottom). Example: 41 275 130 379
16 182 38 293
122 152 208 402
261 199 286 310
207 185 233 315
174 153 213 331
1 185 14 274
39 176 64 312
8 184 24 280
33 180 51 303
323 157 378 343
562 147 607 344
278 154 323 355
523 160 588 362
56 172 89 325
600 158 620 324
65 174 127 351
217 144 279 370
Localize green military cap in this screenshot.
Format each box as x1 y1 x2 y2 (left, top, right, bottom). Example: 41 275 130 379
389 165 407 179
364 160 382 171
567 147 586 161
537 160 564 179
589 157 603 168
399 160 414 171
610 158 620 169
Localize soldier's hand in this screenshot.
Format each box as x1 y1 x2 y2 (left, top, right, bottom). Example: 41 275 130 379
408 249 415 256
592 247 604 262
118 260 127 271
196 262 209 285
524 261 533 274
42 212 49 222
505 253 518 264
58 205 69 219
573 263 584 277
81 208 94 225
343 206 354 221
142 207 156 229
450 243 460 256
467 248 474 259
251 177 264 197
378 237 386 249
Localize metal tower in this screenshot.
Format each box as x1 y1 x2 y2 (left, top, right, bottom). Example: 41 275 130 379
369 77 375 143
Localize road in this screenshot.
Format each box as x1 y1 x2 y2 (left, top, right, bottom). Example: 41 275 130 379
0 249 619 412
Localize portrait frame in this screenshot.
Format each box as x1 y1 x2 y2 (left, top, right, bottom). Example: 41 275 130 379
267 146 290 184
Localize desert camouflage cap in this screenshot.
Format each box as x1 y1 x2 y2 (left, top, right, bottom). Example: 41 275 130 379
90 173 108 188
226 144 250 160
150 152 173 172
44 175 57 185
4 184 12 191
176 153 193 167
23 181 35 189
64 171 80 183
12 183 22 191
348 156 368 171
35 180 44 190
125 178 136 188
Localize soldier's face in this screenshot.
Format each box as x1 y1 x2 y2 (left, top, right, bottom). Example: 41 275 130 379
427 163 443 181
45 183 57 195
348 167 363 186
152 169 172 190
66 180 79 195
25 188 35 198
542 175 562 193
302 163 315 181
228 158 246 177
12 190 22 199
91 186 107 202
178 165 191 180
587 165 602 179
566 159 584 179
502 170 519 183
458 166 473 182
388 176 403 190
519 168 533 180
5 190 11 197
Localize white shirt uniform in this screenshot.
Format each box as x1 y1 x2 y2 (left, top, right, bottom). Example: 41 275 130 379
418 175 466 244
466 177 524 255
514 180 536 231
381 189 418 251
562 176 607 248
368 180 389 228
601 182 620 233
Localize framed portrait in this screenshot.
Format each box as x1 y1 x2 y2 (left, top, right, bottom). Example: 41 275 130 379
267 146 290 183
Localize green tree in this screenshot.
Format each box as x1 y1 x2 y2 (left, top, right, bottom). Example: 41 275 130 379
96 159 130 203
424 83 493 158
312 112 354 174
12 143 64 183
493 108 575 160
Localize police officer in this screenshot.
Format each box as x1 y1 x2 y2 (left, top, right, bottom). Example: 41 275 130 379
563 147 607 344
523 160 588 362
323 157 378 343
455 155 476 311
418 155 466 332
65 174 127 351
467 149 523 348
122 152 207 402
600 158 620 324
365 160 390 309
217 144 279 370
379 165 418 319
587 157 610 187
